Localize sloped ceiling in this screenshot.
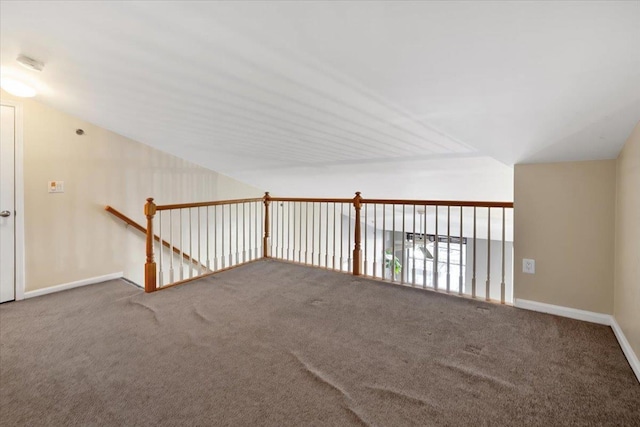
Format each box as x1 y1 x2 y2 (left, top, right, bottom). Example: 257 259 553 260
1 1 638 200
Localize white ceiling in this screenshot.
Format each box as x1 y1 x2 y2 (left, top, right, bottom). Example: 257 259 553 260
1 1 639 200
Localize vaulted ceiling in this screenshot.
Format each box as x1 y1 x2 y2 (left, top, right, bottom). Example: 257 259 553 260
1 1 638 200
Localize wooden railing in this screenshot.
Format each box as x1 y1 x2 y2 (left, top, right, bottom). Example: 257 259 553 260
105 206 203 271
142 193 514 304
144 197 264 292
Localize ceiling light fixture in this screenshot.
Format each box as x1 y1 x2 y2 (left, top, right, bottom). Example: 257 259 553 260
17 54 44 72
1 78 37 97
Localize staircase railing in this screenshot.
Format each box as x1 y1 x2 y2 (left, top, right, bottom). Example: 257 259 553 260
142 193 514 304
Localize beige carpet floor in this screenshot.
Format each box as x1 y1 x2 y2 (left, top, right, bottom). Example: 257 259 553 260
1 260 638 426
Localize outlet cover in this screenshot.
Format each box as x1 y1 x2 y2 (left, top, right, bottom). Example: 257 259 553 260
48 181 64 193
523 258 535 274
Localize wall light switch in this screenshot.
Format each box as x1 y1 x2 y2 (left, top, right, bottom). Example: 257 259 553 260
48 181 64 193
523 258 535 274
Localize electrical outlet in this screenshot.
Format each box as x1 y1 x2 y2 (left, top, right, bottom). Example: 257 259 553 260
48 181 64 193
523 258 535 274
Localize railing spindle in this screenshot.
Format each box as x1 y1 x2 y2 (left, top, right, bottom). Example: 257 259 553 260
229 205 233 266
364 203 368 276
501 207 506 304
382 204 386 280
288 202 292 260
292 202 296 262
318 202 323 266
423 206 427 289
412 205 416 286
189 208 193 278
348 202 353 273
325 203 329 268
459 206 463 296
281 202 285 259
433 206 438 290
213 206 218 270
260 201 264 258
180 209 184 280
263 194 271 258
486 207 491 301
311 202 316 266
197 207 201 275
158 211 163 287
446 206 450 293
401 204 405 285
472 206 476 298
392 204 396 282
235 203 239 265
373 204 378 278
221 203 226 267
243 203 247 263
170 210 174 283
205 207 210 270
298 202 303 262
332 202 337 270
305 202 309 264
340 203 344 271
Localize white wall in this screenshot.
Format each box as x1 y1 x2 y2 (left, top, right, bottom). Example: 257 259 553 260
614 122 640 359
513 160 616 314
1 90 262 292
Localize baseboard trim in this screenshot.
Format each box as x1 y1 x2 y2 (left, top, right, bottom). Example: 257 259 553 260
610 317 640 384
513 298 611 325
514 298 639 383
24 272 124 299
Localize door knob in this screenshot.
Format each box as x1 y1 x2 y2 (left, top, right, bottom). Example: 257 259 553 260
0 211 11 217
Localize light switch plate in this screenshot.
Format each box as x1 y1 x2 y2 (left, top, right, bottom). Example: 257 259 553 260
523 258 535 274
48 181 64 193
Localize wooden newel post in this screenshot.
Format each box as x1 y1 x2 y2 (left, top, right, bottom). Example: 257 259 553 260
263 192 271 258
144 198 157 293
352 191 363 276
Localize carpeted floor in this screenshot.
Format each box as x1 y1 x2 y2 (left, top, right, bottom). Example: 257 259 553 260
1 260 638 426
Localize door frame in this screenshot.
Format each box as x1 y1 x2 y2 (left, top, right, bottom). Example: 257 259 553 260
1 100 25 300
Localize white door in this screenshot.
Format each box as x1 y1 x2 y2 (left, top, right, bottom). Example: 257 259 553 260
0 104 16 303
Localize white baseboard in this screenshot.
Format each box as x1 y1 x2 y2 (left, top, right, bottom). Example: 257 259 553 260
514 298 639 383
514 298 611 325
610 317 640 384
24 272 124 299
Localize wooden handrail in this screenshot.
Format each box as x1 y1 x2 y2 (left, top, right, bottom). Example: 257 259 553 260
268 196 512 208
105 205 147 234
269 197 355 203
105 205 206 269
156 197 263 211
361 199 513 208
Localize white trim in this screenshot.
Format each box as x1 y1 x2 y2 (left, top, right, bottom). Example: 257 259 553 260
0 100 25 301
610 317 640 384
24 272 123 299
515 298 639 383
514 298 611 325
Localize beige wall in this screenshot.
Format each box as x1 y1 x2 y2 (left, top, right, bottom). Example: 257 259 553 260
614 123 640 357
514 160 616 314
1 90 262 291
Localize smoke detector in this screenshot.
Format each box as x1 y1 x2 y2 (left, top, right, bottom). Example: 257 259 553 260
17 54 44 72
